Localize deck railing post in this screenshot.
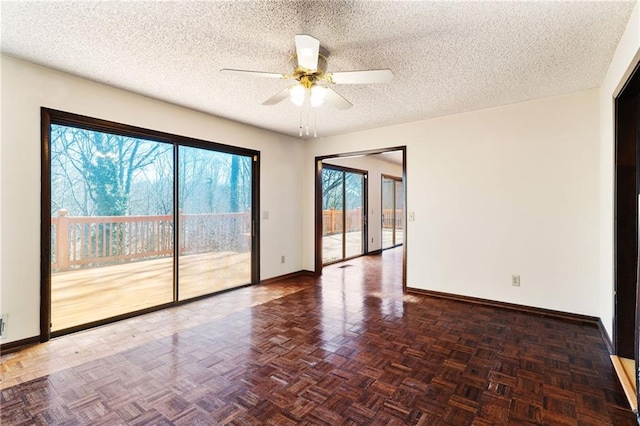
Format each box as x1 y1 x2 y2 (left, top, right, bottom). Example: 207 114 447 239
57 209 70 272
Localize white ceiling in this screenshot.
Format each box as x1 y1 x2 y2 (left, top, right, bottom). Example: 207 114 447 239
1 1 634 140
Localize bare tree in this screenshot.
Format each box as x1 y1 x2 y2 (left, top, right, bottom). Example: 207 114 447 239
50 124 171 216
51 125 172 257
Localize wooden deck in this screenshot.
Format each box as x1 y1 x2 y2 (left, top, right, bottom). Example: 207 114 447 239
322 232 365 263
51 251 250 332
322 229 404 263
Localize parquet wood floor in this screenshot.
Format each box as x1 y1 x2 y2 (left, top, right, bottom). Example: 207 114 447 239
1 248 637 425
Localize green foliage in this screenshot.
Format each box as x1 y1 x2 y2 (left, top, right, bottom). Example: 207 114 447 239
51 125 171 217
83 137 128 216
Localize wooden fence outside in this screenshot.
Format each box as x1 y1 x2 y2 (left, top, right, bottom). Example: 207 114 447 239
382 209 404 230
322 208 363 236
322 208 404 236
51 208 401 271
51 209 251 272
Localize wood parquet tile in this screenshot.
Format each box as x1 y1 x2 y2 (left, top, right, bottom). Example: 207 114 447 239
1 247 638 425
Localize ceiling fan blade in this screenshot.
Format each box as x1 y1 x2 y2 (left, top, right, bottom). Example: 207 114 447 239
262 87 291 105
329 69 394 85
325 88 353 110
295 34 320 71
220 69 286 79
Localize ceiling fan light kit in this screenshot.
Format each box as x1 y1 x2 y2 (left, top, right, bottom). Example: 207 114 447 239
221 34 393 137
290 84 306 106
310 85 327 107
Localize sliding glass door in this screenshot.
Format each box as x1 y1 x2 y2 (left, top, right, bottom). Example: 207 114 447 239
382 175 403 249
49 124 175 331
345 172 365 258
178 146 253 300
322 165 366 264
44 109 258 336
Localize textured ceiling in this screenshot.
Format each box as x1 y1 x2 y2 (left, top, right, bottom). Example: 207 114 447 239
1 1 635 140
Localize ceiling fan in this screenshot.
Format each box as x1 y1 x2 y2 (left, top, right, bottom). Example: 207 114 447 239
220 35 394 112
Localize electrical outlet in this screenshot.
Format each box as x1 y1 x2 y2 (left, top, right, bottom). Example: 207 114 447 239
281 255 285 264
371 237 374 243
511 275 520 287
0 315 7 339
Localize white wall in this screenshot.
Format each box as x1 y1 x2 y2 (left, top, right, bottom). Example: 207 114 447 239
0 55 303 344
599 2 640 339
323 155 402 252
304 89 601 316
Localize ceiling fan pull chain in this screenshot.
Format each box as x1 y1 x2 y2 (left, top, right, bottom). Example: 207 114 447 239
306 95 310 136
314 109 318 138
299 108 303 137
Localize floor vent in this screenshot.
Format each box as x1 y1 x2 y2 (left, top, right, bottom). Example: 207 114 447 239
338 264 353 269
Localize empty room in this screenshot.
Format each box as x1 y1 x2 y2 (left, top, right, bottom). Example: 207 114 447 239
2 1 640 424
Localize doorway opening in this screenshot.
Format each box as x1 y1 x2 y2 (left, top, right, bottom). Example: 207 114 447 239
314 146 406 288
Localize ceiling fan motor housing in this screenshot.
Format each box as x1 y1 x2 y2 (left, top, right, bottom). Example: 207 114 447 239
291 54 328 87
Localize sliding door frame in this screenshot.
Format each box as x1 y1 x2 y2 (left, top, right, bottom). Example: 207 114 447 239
40 108 260 342
381 174 403 250
321 164 368 265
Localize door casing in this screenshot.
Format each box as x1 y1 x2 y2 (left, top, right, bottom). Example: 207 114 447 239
314 146 407 291
614 60 640 410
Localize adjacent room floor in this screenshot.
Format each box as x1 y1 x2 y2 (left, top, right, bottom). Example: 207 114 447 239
1 247 637 425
